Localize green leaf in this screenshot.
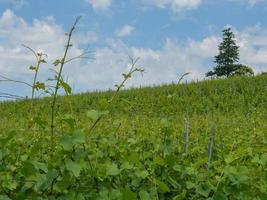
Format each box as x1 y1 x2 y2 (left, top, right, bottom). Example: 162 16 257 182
186 181 195 189
195 184 211 197
60 80 72 94
213 192 228 200
32 161 48 173
173 164 182 172
224 166 250 185
139 190 150 200
34 81 45 90
0 195 12 200
87 110 101 121
99 188 110 199
252 154 262 165
106 163 120 176
57 174 72 192
72 130 86 144
65 160 82 177
40 59 47 63
47 169 59 181
173 190 187 200
156 180 170 193
21 161 36 177
61 114 75 130
60 135 73 151
121 161 133 170
122 188 136 200
122 73 130 79
2 174 18 190
32 117 48 129
110 189 122 199
38 169 58 191
136 68 144 72
252 154 267 166
225 154 236 164
154 156 165 166
128 152 140 164
135 170 149 179
53 59 61 66
29 65 37 71
87 110 109 121
161 118 171 127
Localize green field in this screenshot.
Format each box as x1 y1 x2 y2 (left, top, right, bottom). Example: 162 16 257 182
0 75 266 199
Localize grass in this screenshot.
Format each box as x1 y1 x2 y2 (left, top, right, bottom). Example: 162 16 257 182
0 74 266 199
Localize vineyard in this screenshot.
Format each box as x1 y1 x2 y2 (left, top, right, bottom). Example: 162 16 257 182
0 74 266 199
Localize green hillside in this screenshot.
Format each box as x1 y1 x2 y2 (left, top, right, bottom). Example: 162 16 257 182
0 75 267 199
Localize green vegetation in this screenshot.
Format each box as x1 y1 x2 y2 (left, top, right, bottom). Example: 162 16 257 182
0 74 266 199
0 17 266 200
206 28 254 77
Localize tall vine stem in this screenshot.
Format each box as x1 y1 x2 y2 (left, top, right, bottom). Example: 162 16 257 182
22 44 47 113
50 17 81 141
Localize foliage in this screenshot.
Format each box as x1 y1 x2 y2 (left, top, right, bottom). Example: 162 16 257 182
0 16 266 200
0 74 266 199
232 64 254 77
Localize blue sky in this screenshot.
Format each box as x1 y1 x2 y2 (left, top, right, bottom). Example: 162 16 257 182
0 0 267 98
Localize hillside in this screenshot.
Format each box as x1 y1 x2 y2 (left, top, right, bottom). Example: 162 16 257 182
0 75 266 199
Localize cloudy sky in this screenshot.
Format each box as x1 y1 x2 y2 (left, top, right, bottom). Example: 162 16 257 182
0 0 267 98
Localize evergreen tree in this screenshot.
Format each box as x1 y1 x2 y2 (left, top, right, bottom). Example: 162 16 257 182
207 28 240 77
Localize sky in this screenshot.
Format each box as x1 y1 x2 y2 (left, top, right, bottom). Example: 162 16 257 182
0 0 267 98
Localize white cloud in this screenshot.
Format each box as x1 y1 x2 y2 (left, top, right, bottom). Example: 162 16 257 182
0 9 267 99
235 25 267 72
73 31 99 44
0 10 64 74
0 0 28 9
229 0 264 6
84 0 112 11
0 0 26 6
67 36 219 91
72 26 267 90
143 0 203 13
0 9 96 96
247 0 263 6
129 37 219 84
116 25 135 38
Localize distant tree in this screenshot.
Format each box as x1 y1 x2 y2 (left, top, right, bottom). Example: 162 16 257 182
206 28 240 77
233 64 254 77
205 70 215 77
